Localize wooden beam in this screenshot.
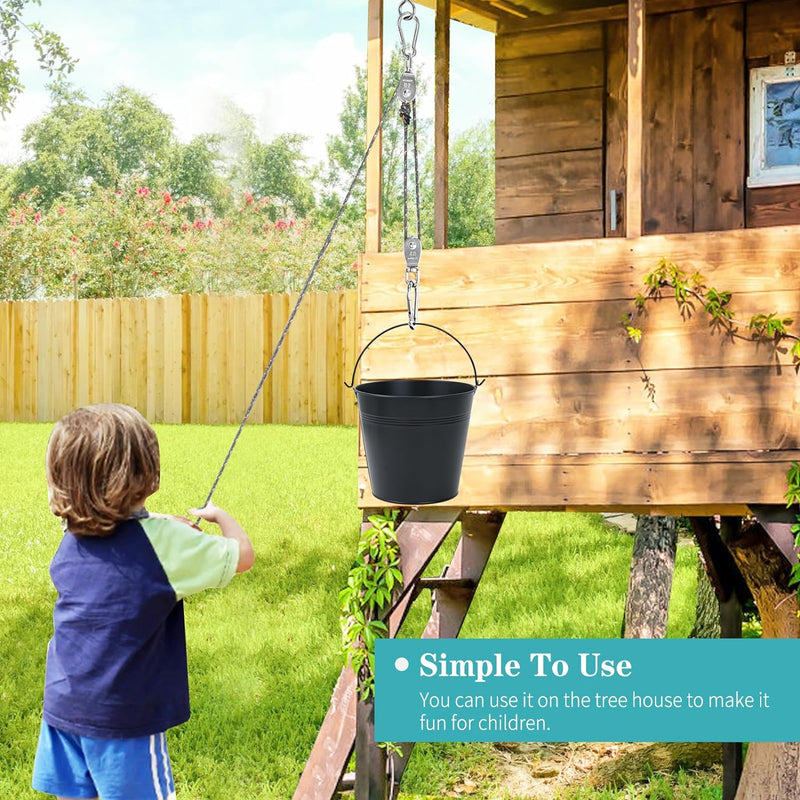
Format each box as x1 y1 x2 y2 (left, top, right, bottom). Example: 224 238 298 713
366 0 383 253
435 0 451 249
500 0 743 33
626 0 644 238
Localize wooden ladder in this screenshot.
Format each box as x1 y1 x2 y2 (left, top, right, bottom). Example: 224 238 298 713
293 508 506 800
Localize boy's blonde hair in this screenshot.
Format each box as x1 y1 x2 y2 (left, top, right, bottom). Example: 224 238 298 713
46 404 160 536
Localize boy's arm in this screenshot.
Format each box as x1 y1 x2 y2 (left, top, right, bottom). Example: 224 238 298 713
189 503 255 573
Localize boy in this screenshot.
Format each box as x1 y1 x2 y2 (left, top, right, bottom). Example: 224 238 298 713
32 403 254 800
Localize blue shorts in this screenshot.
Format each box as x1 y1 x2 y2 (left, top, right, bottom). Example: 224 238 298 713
32 722 175 800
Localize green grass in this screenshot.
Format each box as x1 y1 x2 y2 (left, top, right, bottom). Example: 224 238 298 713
0 422 712 799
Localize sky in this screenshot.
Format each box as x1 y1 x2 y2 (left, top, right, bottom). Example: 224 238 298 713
0 0 495 166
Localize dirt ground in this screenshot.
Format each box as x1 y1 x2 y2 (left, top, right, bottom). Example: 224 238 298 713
443 742 722 798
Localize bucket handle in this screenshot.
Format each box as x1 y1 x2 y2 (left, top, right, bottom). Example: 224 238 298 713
345 322 485 389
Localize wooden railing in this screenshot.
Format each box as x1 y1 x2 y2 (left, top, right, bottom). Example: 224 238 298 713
0 290 359 425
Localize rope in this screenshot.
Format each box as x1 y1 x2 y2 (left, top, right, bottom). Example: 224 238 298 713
199 80 401 511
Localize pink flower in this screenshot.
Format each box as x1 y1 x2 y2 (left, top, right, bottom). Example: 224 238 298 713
58 206 66 216
71 236 78 242
162 191 172 205
137 187 150 197
34 212 42 224
113 241 120 248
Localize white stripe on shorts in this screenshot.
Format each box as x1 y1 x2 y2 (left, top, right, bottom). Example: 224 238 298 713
149 734 165 800
160 732 174 796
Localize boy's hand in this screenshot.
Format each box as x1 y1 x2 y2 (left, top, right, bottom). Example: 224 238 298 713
188 502 225 525
188 503 254 573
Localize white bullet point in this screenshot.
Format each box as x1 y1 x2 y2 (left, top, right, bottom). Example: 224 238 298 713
395 657 409 672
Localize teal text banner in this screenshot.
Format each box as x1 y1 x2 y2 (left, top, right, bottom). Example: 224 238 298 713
374 639 800 742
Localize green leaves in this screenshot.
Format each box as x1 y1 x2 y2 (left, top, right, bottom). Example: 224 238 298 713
340 509 403 700
628 258 800 359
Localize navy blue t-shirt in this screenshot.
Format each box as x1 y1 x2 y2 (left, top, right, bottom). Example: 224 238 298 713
43 514 239 738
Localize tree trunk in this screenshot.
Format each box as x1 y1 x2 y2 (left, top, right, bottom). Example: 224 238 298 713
624 516 678 638
689 551 721 639
723 519 800 800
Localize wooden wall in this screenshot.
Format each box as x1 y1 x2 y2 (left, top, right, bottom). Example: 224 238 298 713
0 291 359 426
495 22 606 243
746 0 800 227
494 0 800 244
359 225 800 512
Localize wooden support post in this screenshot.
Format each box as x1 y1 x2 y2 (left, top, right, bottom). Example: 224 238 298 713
295 509 463 800
689 517 746 800
626 0 644 238
390 511 506 785
355 698 387 800
366 0 383 253
434 0 451 249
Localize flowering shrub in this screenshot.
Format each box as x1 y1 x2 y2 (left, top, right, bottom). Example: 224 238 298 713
0 181 362 299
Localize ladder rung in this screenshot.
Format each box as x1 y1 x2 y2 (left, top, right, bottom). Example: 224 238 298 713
417 576 476 591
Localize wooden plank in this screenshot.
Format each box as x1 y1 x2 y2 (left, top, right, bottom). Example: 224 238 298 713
311 293 328 424
626 0 645 238
272 293 290 423
495 211 603 244
643 9 694 235
605 19 627 237
747 186 800 229
262 294 274 423
496 88 603 158
162 295 183 423
146 297 165 422
496 149 603 218
746 0 800 60
434 0 451 250
190 294 208 424
496 50 604 98
242 294 264 424
326 292 342 424
228 295 246 424
359 451 800 511
498 0 744 34
22 302 37 421
360 289 800 378
345 289 359 426
360 225 800 312
205 295 226 424
0 302 9 420
108 299 122 405
75 300 90 409
365 0 383 252
496 22 603 60
691 4 745 233
354 366 800 457
292 668 357 800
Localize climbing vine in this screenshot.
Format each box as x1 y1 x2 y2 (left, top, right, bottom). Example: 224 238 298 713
624 257 800 597
622 257 800 364
339 510 403 700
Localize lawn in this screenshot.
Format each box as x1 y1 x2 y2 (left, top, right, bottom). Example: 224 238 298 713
0 422 711 799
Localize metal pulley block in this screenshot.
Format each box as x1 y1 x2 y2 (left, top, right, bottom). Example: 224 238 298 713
404 236 422 268
399 71 417 102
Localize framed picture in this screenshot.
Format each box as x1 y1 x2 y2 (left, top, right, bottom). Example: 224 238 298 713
748 65 800 188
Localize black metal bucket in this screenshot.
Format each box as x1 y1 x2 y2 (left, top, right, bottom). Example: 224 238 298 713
346 323 483 505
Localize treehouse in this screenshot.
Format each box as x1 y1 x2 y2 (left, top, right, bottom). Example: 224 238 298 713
297 0 800 798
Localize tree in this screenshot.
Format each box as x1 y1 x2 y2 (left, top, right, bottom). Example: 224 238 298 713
0 0 75 116
167 134 227 215
321 47 425 244
243 132 315 218
420 120 495 249
100 85 174 185
11 83 177 207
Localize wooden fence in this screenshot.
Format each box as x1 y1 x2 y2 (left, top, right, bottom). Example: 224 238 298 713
0 291 359 425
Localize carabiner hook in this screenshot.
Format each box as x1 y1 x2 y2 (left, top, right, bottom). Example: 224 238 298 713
406 279 419 330
397 1 419 69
